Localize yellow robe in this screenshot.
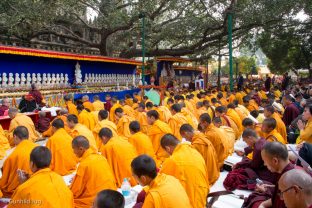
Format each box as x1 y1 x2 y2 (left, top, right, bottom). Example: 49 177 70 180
160 143 209 208
46 128 77 176
219 126 236 155
100 137 137 187
70 149 116 208
235 107 247 121
237 104 250 117
192 131 219 185
185 100 195 113
92 100 104 111
66 101 78 116
125 98 134 107
227 109 243 133
93 119 118 150
8 168 74 208
69 123 98 152
196 107 207 121
0 140 37 197
204 124 229 168
219 98 228 106
116 115 134 138
136 112 149 134
266 129 287 144
157 106 172 123
181 108 198 129
129 132 156 160
147 120 173 163
142 173 192 208
299 118 312 143
83 101 94 111
220 115 240 139
168 112 188 141
42 115 70 137
0 125 10 159
78 110 96 131
122 105 136 118
272 113 287 140
8 113 39 146
109 103 121 122
228 94 236 103
235 92 243 105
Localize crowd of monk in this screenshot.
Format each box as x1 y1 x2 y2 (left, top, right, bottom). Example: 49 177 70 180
0 80 311 208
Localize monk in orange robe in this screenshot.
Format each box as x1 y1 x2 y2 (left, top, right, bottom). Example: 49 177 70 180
8 108 39 146
196 102 208 121
0 124 10 159
146 110 173 163
243 96 259 112
215 106 240 139
109 98 121 123
0 126 37 197
168 104 188 141
264 105 287 139
199 113 229 168
181 105 198 129
8 146 74 208
160 134 209 208
119 99 136 118
125 94 134 107
71 136 116 208
157 105 172 123
93 110 118 150
203 100 215 119
98 128 137 187
43 108 70 137
92 95 104 111
235 91 244 105
77 104 96 130
129 121 156 160
136 103 149 134
131 155 192 208
64 95 78 116
213 117 236 155
133 92 142 102
46 119 77 176
228 92 236 103
217 92 228 106
180 124 219 185
227 104 243 133
115 107 134 138
82 95 94 111
262 118 287 144
67 114 98 152
242 117 265 138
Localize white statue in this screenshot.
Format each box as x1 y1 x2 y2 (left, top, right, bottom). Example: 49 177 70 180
2 73 7 87
64 74 69 85
21 73 26 86
14 73 20 87
8 73 14 86
75 62 82 84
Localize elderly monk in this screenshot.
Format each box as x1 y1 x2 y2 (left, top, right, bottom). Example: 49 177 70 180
93 110 118 150
71 136 116 208
43 108 70 137
160 134 209 208
215 106 240 139
262 118 287 144
114 107 134 138
82 95 94 111
109 97 121 123
0 126 37 197
0 125 10 159
8 108 39 146
199 113 229 168
46 119 77 176
64 95 78 116
136 103 149 134
168 104 188 141
180 124 219 185
76 104 96 131
8 146 74 208
92 95 104 111
264 105 287 139
93 190 125 208
67 114 97 152
0 98 9 116
129 121 156 160
99 128 137 187
146 110 173 163
131 155 192 208
278 169 312 208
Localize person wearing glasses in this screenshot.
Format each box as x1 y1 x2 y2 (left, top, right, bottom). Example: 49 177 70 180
278 169 312 208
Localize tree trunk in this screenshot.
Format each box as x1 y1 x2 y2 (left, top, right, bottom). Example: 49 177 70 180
99 35 109 56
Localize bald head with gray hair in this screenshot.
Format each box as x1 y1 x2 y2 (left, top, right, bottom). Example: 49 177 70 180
8 108 18 119
82 95 89 102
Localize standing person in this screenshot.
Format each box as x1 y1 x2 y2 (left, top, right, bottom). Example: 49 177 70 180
238 73 244 91
104 94 112 112
281 73 290 91
265 75 271 92
29 83 43 106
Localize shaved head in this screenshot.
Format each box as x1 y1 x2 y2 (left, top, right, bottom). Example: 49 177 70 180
280 169 312 194
72 136 90 149
59 108 68 115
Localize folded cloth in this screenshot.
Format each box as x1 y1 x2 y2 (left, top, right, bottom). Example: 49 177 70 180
223 168 258 191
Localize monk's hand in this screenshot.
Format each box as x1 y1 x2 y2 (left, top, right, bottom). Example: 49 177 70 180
17 169 30 184
255 184 275 193
297 120 305 130
235 150 244 156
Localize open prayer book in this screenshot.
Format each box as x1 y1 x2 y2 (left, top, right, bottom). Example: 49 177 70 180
224 153 243 167
212 195 244 208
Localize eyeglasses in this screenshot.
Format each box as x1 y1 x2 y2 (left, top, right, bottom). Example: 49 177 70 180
278 186 302 199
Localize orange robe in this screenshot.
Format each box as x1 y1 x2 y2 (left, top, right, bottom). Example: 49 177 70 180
220 115 240 139
142 173 192 208
42 115 70 137
83 101 94 111
219 126 236 155
0 140 37 197
160 143 209 208
272 113 287 140
8 168 74 208
235 92 243 105
266 129 287 144
46 128 77 176
227 108 243 134
66 101 78 116
192 131 219 185
196 107 207 121
181 108 198 129
136 112 149 134
116 115 134 138
71 149 116 208
299 118 312 143
122 105 136 118
219 97 228 106
168 112 188 141
235 107 247 121
8 113 39 146
100 137 137 187
109 103 121 123
92 100 104 111
125 98 134 107
129 132 156 160
93 119 118 150
228 94 236 103
157 106 172 123
147 120 173 163
69 123 98 152
185 100 195 113
78 110 96 131
0 125 10 159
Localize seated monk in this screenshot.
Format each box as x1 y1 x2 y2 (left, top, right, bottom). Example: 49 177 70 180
71 136 116 208
180 124 219 185
82 95 94 111
0 126 37 197
199 113 229 169
109 97 121 123
98 128 137 187
227 103 244 134
46 119 77 176
242 118 264 138
64 95 78 116
136 103 149 134
67 114 98 152
264 105 287 140
132 98 139 111
115 107 134 138
119 99 136 118
168 104 188 141
8 108 39 146
92 95 104 111
42 108 70 137
262 118 287 144
195 102 207 121
93 190 125 208
36 111 50 133
160 134 209 208
8 146 74 208
125 94 134 107
131 155 192 208
0 124 10 159
215 106 240 139
146 110 173 163
93 110 118 150
77 104 96 131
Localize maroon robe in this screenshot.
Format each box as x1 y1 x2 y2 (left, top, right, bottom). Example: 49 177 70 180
36 117 51 133
0 105 8 116
282 103 300 126
104 99 112 111
29 89 43 105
